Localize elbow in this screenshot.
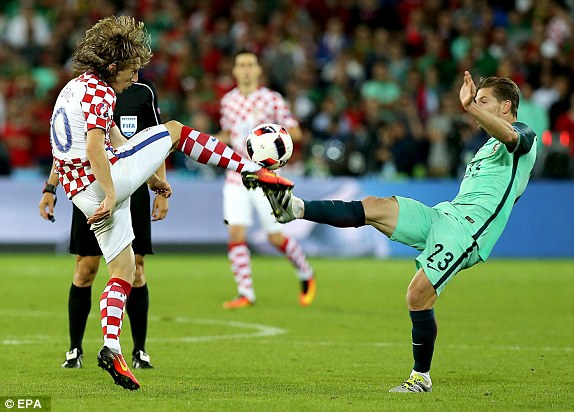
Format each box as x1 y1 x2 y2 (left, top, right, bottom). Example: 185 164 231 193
501 129 518 146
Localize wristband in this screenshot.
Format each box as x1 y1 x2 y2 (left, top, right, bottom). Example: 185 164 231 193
43 182 57 194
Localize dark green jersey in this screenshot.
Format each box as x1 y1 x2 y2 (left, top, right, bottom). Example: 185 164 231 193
435 122 537 260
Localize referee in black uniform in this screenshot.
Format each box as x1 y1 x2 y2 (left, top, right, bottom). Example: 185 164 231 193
39 76 168 369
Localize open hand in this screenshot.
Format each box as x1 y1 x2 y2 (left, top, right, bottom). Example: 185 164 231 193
87 194 115 224
459 71 477 109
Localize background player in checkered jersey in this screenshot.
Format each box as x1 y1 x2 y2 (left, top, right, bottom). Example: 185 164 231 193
262 72 537 392
43 15 290 391
218 50 315 309
39 76 166 370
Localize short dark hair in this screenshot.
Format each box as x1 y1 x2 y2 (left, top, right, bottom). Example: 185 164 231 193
233 48 258 63
476 76 520 117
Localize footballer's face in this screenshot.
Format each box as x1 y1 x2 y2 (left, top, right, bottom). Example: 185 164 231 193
474 87 511 126
232 53 261 88
111 66 139 94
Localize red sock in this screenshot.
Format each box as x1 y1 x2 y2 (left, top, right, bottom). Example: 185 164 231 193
100 277 132 354
228 242 254 301
278 237 313 280
177 126 259 173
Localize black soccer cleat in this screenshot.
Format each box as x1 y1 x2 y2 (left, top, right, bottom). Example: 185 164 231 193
61 348 83 368
132 350 154 369
97 346 140 390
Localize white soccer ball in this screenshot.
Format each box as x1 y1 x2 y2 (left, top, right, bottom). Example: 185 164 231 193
245 123 293 170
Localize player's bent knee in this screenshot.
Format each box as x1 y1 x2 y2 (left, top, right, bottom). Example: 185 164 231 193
164 120 184 144
406 278 436 310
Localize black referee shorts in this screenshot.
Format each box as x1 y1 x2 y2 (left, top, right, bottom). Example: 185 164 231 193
69 184 153 256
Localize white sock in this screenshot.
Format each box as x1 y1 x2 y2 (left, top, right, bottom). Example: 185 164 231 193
412 370 431 384
292 196 304 218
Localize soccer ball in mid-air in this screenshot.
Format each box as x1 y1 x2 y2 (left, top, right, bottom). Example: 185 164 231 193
245 123 293 170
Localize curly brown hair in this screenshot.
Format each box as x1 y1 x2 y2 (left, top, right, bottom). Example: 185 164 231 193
71 16 152 85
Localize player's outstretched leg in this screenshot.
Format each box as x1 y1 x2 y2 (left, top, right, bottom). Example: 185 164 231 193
264 188 366 228
172 123 294 191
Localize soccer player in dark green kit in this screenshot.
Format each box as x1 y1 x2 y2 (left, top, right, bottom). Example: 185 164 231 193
261 71 538 392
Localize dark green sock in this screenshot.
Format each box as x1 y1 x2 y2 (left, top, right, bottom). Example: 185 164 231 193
68 284 91 351
302 200 365 227
126 284 149 354
410 309 437 373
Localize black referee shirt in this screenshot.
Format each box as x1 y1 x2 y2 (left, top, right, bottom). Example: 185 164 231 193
114 78 162 139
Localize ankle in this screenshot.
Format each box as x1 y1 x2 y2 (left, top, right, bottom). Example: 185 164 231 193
292 196 304 218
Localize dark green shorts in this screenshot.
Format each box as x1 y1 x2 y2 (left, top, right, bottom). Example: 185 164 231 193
390 196 482 295
69 184 153 256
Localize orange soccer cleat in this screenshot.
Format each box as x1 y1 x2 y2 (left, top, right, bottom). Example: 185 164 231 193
222 295 254 309
97 346 140 390
241 167 294 190
299 277 317 307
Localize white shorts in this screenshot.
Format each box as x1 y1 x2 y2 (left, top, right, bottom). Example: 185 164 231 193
72 125 172 263
223 183 282 233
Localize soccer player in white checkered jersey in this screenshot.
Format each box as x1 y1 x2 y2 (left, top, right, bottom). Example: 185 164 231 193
39 77 166 371
262 72 537 392
47 16 292 391
218 50 315 309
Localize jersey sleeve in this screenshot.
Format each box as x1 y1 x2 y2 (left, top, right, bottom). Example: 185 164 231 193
81 84 115 131
510 122 536 156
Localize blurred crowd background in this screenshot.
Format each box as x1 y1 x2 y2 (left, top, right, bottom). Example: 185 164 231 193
0 0 573 180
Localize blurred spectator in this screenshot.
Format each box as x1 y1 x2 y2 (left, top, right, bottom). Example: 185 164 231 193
3 0 51 66
517 82 549 149
1 100 33 169
548 75 571 128
426 92 465 178
553 92 574 144
315 17 348 66
360 60 401 107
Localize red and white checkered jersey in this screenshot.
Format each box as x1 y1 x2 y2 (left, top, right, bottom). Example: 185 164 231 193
50 72 117 198
220 86 298 185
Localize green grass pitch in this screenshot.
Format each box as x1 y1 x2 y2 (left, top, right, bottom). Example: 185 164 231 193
0 254 573 411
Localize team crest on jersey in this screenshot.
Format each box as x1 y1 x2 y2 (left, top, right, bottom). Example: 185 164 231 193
95 102 109 117
120 116 137 137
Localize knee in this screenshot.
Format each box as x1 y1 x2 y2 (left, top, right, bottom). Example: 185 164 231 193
73 257 99 287
268 232 285 248
164 120 183 142
228 225 246 244
406 282 436 311
361 196 395 222
132 257 146 287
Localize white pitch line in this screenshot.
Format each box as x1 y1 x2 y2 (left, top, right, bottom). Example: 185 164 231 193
0 311 287 345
